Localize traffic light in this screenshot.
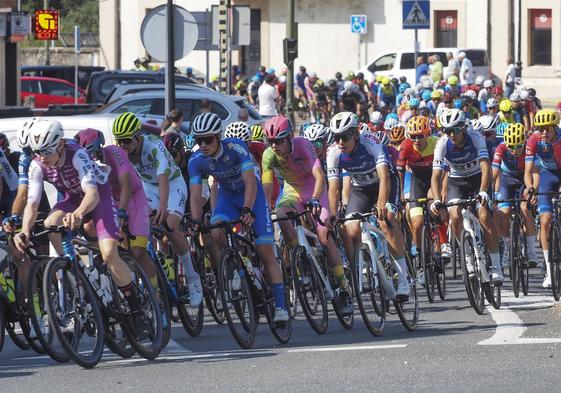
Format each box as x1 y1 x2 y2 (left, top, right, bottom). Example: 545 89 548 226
283 38 298 64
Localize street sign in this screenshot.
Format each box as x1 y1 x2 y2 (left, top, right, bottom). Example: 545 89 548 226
403 1 430 30
350 15 367 34
34 9 58 40
211 5 251 47
9 11 31 42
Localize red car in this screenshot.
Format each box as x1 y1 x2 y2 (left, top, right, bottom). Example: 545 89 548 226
21 76 86 108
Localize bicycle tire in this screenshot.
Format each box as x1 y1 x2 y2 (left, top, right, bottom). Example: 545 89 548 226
436 261 447 301
153 260 172 348
217 251 257 349
450 232 458 279
420 226 436 303
43 257 105 369
0 299 4 353
459 230 485 314
103 313 136 359
265 258 293 344
291 245 328 335
483 253 502 309
352 243 385 336
331 263 354 330
279 242 298 320
510 217 521 298
175 255 204 337
549 223 561 301
394 253 419 331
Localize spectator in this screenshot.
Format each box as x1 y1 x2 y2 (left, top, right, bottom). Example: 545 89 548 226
458 51 474 85
186 67 194 79
429 54 443 83
296 66 308 97
199 99 212 113
161 109 184 136
257 73 279 117
238 108 249 122
444 52 459 80
504 55 516 98
415 56 429 84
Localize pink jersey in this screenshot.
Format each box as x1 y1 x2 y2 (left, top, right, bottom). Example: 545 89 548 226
102 145 144 201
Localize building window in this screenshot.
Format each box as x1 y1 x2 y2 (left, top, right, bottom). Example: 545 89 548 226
530 9 552 65
435 11 457 48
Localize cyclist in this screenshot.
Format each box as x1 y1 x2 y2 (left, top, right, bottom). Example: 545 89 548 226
14 118 152 338
112 112 203 306
326 112 410 298
339 81 361 114
303 123 334 165
479 114 500 157
401 97 420 124
524 108 561 288
498 100 516 124
510 92 530 130
492 123 538 268
430 109 503 283
187 112 288 322
377 77 395 110
368 111 384 132
261 116 354 315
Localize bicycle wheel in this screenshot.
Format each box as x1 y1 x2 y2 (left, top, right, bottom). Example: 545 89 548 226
549 223 561 301
331 264 354 330
291 245 328 335
510 218 521 298
483 252 502 309
120 253 164 360
43 257 105 369
420 226 436 303
520 235 530 296
195 245 225 325
279 242 298 319
459 230 485 314
153 262 172 348
217 250 257 349
450 232 459 279
0 259 30 351
265 259 293 344
0 299 4 352
352 243 385 336
436 256 447 301
394 253 419 331
103 313 136 358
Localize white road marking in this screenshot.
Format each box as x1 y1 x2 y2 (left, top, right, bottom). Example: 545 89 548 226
478 290 561 345
287 344 407 353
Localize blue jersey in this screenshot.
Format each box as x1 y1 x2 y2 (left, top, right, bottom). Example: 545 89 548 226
188 138 255 193
433 130 489 178
18 151 32 186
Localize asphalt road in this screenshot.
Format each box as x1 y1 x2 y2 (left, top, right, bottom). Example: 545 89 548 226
1 264 561 393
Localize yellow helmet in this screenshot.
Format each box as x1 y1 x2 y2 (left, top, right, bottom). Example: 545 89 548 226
112 112 141 139
382 77 390 86
389 125 405 143
447 75 459 86
534 108 560 127
431 89 443 99
406 116 430 137
499 99 512 113
504 123 526 147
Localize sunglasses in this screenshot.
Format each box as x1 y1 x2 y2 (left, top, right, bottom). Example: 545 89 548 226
33 147 58 157
266 137 288 146
444 127 465 135
195 136 216 146
312 140 325 149
538 126 556 133
410 134 425 141
507 143 525 151
117 137 135 145
334 133 353 143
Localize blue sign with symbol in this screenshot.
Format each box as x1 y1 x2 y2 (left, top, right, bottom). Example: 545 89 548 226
403 1 430 30
350 15 367 34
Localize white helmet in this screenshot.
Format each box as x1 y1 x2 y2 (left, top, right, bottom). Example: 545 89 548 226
439 109 466 128
278 75 287 84
474 75 485 86
191 112 222 136
509 92 521 102
359 123 371 134
468 118 483 134
303 123 329 141
486 98 499 109
370 111 383 124
519 89 530 100
17 117 39 149
479 114 499 132
343 80 353 93
330 112 358 134
463 89 477 101
308 71 317 79
383 117 399 131
224 121 251 141
483 79 494 88
28 119 63 153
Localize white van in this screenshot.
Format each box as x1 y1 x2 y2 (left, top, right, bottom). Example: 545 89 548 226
358 48 489 84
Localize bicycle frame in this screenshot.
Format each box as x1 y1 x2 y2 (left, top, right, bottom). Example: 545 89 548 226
460 207 490 283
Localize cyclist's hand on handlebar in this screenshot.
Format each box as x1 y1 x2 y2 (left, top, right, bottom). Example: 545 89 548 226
307 197 322 218
376 204 388 221
14 232 30 253
477 191 490 205
63 212 82 230
326 215 337 231
240 207 255 227
430 199 442 216
154 206 168 226
2 215 21 234
525 187 537 205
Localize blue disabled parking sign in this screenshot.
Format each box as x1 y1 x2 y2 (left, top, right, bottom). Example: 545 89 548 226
350 15 367 34
403 1 430 29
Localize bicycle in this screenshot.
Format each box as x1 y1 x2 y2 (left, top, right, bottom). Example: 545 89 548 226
537 191 561 300
407 198 446 302
443 198 501 314
273 210 354 334
338 212 419 335
40 225 163 368
203 219 292 349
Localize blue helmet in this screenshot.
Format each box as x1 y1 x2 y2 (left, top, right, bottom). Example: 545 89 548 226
299 121 312 135
454 98 464 109
421 90 432 102
186 67 193 74
495 122 508 138
387 112 399 121
408 98 420 109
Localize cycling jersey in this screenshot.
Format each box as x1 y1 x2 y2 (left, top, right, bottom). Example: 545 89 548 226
17 151 32 186
492 143 525 178
0 149 18 192
339 92 361 112
433 130 488 178
525 131 561 170
326 134 390 186
129 134 182 186
397 136 438 178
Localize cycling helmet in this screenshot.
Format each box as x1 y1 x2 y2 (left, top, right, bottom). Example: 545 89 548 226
250 124 264 141
299 121 312 135
74 128 105 156
29 119 64 153
112 112 141 139
534 108 560 127
468 119 483 134
162 132 186 154
348 71 356 81
330 112 358 134
389 125 406 143
431 89 443 99
499 99 512 113
370 111 383 125
382 77 390 86
509 92 521 102
463 89 477 101
374 131 390 146
527 88 537 97
263 115 293 139
479 115 499 132
17 117 38 149
387 112 399 121
475 75 485 86
504 123 527 147
383 117 399 131
439 109 466 129
493 86 504 96
407 97 420 109
304 123 329 141
328 79 337 88
421 78 433 89
358 123 371 134
185 133 196 150
191 112 222 136
495 122 508 138
486 98 499 109
447 75 459 86
398 84 407 94
520 89 530 100
421 90 432 102
224 121 251 141
406 116 430 137
483 79 494 88
343 80 353 92
308 71 317 79
454 98 464 109
267 67 275 75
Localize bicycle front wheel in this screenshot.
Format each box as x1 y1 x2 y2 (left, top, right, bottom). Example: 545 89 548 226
459 230 485 314
0 299 4 353
549 223 561 301
394 253 419 331
175 255 204 338
420 226 436 303
509 217 521 298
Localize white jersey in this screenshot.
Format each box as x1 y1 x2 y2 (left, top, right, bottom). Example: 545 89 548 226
129 134 182 187
433 130 489 178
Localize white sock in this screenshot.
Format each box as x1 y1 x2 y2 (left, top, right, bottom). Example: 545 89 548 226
526 236 537 259
543 249 550 265
179 252 199 281
489 252 501 270
395 257 408 284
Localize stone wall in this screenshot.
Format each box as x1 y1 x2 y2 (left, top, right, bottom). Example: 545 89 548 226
20 47 101 67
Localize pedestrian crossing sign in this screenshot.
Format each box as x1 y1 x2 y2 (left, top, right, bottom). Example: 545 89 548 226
403 1 430 30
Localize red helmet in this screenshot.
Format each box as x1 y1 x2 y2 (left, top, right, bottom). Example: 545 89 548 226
493 86 504 95
162 132 186 154
263 115 293 139
74 128 105 156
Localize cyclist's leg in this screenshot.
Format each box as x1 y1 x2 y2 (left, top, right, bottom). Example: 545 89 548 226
343 184 377 258
496 173 518 239
520 196 538 263
409 175 430 254
274 187 299 247
446 177 469 241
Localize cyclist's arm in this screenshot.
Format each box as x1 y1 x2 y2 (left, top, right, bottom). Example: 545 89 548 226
157 174 170 212
261 150 275 205
479 159 491 192
524 137 537 190
341 175 351 206
75 186 100 219
431 168 444 201
118 172 132 211
328 178 340 216
492 167 500 193
311 166 325 200
376 164 390 209
241 169 257 209
21 161 43 235
11 185 28 216
73 150 101 218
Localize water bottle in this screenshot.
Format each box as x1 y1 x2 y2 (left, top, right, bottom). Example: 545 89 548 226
0 273 15 303
163 257 176 281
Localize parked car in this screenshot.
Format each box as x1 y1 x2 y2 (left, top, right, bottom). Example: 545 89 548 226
358 48 490 84
21 76 86 109
21 65 105 90
103 83 200 104
86 70 199 104
96 89 263 129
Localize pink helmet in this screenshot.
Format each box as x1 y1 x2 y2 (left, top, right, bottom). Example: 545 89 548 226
74 128 105 156
263 115 293 139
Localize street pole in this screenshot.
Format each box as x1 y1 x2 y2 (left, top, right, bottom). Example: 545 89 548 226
165 0 176 113
226 0 232 95
74 25 80 104
286 0 295 124
414 28 418 83
205 8 210 86
44 0 50 65
515 0 522 78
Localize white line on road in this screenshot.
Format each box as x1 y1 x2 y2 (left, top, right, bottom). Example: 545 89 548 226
288 344 407 353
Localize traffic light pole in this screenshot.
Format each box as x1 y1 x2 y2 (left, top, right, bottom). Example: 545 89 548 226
44 0 50 65
286 0 295 124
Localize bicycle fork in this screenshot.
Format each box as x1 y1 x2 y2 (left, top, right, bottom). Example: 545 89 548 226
360 225 397 300
461 210 490 283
